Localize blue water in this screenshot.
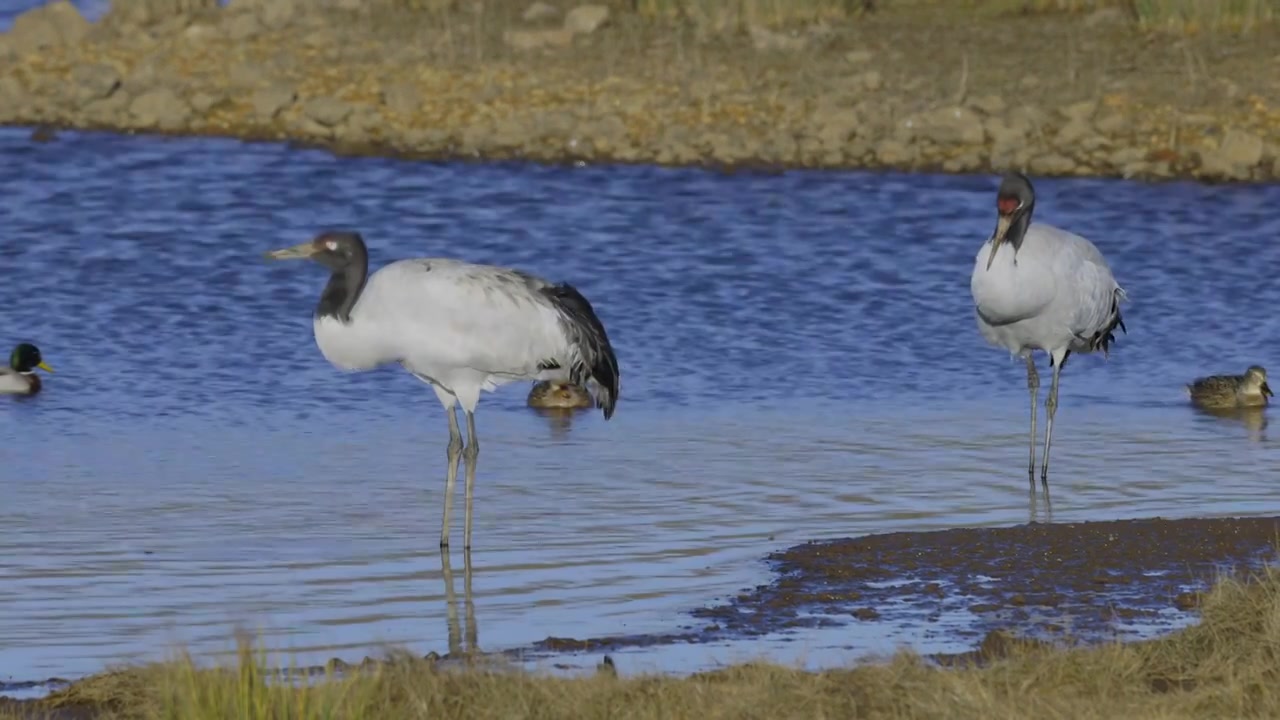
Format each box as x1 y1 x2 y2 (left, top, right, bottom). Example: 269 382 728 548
1 125 1278 687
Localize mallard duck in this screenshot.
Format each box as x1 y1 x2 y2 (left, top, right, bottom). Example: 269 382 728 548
1187 365 1272 410
0 343 54 396
526 380 594 411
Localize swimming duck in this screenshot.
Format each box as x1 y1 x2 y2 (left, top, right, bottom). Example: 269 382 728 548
526 380 594 411
0 343 54 396
1187 365 1272 410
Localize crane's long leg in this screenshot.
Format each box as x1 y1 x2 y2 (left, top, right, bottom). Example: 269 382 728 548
1025 355 1039 489
440 409 463 548
462 411 480 551
1040 352 1067 487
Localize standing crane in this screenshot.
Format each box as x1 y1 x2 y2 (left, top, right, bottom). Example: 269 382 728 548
970 172 1127 488
266 231 620 549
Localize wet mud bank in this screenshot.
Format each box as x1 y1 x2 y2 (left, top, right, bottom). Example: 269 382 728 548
532 515 1280 657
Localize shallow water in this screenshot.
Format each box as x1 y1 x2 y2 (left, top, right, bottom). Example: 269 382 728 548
1 119 1279 687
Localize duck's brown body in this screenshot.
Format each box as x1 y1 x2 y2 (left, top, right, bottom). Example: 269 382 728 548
1187 366 1272 410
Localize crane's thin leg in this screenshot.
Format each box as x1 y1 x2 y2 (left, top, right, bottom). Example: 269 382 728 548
1025 355 1039 489
440 409 463 548
1040 353 1066 488
462 411 480 551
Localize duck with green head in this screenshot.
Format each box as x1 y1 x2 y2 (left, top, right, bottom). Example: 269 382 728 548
0 343 54 395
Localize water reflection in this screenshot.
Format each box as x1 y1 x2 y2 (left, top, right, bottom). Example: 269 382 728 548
440 552 478 659
1194 406 1269 443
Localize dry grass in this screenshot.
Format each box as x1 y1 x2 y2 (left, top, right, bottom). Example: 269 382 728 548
8 566 1280 719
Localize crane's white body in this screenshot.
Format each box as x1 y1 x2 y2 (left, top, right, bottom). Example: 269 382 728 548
971 222 1124 364
313 258 595 412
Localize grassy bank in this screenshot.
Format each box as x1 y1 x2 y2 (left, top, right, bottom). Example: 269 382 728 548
2 0 1279 180
7 565 1280 719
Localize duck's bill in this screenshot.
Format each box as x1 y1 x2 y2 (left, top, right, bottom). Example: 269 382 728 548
263 242 317 261
1264 382 1274 398
37 361 53 373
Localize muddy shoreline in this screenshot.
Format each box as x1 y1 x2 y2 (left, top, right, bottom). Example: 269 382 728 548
7 513 1279 718
2 2 1279 182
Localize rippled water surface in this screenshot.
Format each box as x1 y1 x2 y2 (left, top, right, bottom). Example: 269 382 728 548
1 124 1278 685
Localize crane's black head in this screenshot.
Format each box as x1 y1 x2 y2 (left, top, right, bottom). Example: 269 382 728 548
264 231 368 272
986 172 1037 271
10 343 53 374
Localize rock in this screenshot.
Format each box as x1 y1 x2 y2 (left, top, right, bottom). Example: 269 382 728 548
504 28 574 51
874 139 914 165
1029 153 1077 175
912 106 985 146
7 0 90 55
381 81 422 116
969 94 1006 116
522 1 559 22
844 49 873 65
812 107 861 151
225 11 264 40
1198 128 1264 179
857 70 883 91
564 5 609 34
259 0 298 29
1054 119 1093 147
1108 147 1146 167
1094 112 1127 135
70 63 122 105
749 25 807 52
301 96 351 127
1084 7 1127 28
189 91 222 113
227 61 264 89
129 87 191 130
251 83 296 119
0 77 30 120
1058 100 1096 123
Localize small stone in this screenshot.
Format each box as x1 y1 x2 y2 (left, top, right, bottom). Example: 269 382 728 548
381 81 421 116
522 1 559 22
504 28 574 51
1216 128 1265 167
858 70 883 91
1029 153 1077 175
225 11 263 40
189 91 221 113
259 0 297 29
874 139 913 165
969 94 1006 116
1059 100 1097 123
251 83 296 119
129 87 191 130
1094 112 1127 135
749 25 807 52
1054 120 1093 147
563 4 609 34
70 63 122 104
913 105 985 146
844 49 873 64
302 96 351 127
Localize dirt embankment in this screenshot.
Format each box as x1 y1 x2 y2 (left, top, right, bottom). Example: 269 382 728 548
2 0 1279 181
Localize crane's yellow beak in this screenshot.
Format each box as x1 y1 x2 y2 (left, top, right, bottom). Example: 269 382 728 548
264 242 317 261
37 360 53 373
985 215 1013 271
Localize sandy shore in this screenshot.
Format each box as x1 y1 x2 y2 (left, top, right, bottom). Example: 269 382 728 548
2 1 1279 181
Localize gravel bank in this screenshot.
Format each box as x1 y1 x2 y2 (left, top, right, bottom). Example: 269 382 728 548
2 0 1279 181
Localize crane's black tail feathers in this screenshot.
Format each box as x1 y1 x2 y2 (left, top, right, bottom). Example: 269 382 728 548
1090 287 1128 358
542 283 620 420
